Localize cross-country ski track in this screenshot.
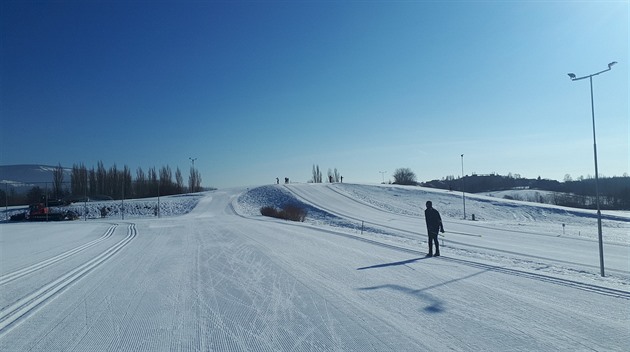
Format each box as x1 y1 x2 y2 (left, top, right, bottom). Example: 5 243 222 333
1 183 628 351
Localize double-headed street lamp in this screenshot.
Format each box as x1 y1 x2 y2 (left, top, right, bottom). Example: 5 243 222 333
568 61 617 277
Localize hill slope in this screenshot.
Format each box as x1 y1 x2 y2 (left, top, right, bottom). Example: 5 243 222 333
1 183 628 351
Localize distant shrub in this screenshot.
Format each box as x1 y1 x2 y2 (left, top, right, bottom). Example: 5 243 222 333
280 204 307 222
260 206 279 218
260 204 307 222
392 167 417 186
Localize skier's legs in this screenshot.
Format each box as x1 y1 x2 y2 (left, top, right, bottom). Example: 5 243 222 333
427 232 438 255
433 235 440 256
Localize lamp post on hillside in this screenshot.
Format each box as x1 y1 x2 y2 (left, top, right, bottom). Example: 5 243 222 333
461 154 466 220
189 157 198 194
4 183 8 221
379 171 387 184
568 61 617 277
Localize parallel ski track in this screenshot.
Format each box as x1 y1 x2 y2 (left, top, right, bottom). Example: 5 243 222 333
283 184 422 237
265 217 630 300
286 184 485 238
0 224 118 286
324 184 629 246
242 187 630 300
283 184 630 276
0 223 137 336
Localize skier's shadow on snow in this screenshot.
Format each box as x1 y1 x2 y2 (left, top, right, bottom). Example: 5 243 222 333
356 257 429 271
357 259 490 313
357 283 446 314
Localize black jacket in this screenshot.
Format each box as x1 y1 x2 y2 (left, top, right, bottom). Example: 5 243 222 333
425 207 444 234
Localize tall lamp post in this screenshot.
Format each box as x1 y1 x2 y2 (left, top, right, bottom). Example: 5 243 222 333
461 154 466 220
379 171 387 184
568 61 617 277
189 157 198 194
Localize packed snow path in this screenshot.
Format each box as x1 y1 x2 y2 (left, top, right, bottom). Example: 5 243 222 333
1 184 628 351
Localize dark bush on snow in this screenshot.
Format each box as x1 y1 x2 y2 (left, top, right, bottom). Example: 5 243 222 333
260 204 307 222
260 206 279 218
280 204 307 222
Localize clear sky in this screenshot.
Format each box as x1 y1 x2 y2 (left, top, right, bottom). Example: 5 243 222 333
1 1 628 189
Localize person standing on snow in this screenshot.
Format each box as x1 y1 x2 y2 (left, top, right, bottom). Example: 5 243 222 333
424 201 444 257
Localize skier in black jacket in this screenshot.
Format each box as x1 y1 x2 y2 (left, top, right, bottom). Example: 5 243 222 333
424 201 444 257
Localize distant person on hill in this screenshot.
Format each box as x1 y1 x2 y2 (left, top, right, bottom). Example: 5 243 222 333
424 201 444 257
276 177 279 184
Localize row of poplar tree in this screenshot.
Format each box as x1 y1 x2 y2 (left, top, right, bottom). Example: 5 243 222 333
57 162 203 200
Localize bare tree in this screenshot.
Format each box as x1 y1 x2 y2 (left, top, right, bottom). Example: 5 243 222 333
107 164 119 198
333 168 341 182
392 168 417 185
96 161 106 195
311 164 322 183
189 167 202 193
160 165 174 195
135 167 147 198
175 167 184 194
122 165 132 199
52 163 64 199
71 163 88 196
148 167 158 196
89 167 96 196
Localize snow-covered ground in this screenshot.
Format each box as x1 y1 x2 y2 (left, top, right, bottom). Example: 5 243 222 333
1 183 628 351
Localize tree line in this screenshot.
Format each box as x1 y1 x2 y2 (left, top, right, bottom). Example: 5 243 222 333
1 162 204 206
385 167 629 210
66 162 204 200
422 173 630 210
310 164 342 183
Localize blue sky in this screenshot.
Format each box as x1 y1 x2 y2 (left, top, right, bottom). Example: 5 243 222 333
1 1 627 188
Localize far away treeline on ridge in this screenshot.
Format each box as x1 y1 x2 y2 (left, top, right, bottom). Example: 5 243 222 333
2 162 204 206
421 173 630 210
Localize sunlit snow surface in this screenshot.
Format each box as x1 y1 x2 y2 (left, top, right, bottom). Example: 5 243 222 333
1 183 628 351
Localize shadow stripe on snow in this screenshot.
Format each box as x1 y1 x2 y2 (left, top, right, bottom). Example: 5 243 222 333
236 208 630 301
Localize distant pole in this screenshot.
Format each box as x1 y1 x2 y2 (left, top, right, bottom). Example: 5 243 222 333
4 183 8 221
189 157 198 193
379 171 387 184
121 180 125 220
46 183 49 222
84 184 87 221
568 61 616 277
461 154 466 220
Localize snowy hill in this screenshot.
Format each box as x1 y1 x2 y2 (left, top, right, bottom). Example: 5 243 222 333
483 188 557 202
1 183 628 351
0 164 71 192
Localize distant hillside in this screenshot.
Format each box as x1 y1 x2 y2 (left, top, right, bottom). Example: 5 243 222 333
0 164 71 189
421 174 630 210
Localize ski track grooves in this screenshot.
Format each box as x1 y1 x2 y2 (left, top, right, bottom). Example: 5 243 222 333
0 223 137 336
284 184 414 236
283 184 629 276
0 224 119 286
244 189 630 301
305 220 630 300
